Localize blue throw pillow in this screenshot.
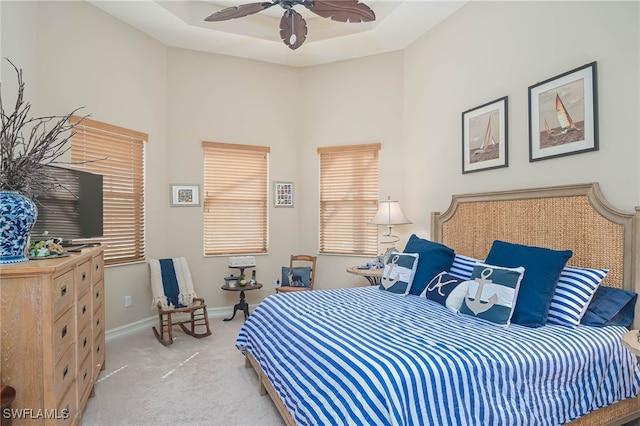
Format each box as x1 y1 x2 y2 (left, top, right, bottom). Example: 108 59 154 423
459 262 525 326
403 234 455 296
580 286 637 328
421 271 469 313
281 266 312 287
485 240 573 327
547 265 608 327
378 252 419 295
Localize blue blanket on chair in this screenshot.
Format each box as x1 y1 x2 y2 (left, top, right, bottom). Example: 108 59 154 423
159 258 186 308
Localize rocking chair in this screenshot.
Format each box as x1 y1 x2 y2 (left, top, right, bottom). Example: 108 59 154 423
149 257 212 346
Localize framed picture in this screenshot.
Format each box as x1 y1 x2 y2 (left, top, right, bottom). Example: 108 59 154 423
528 61 598 162
170 184 200 207
462 96 508 174
274 181 293 207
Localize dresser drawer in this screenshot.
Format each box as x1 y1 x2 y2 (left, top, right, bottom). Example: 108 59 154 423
93 282 104 313
53 269 74 320
54 308 76 362
94 331 105 375
77 290 92 330
93 304 104 339
92 253 103 284
76 259 92 297
77 323 93 370
54 345 76 407
77 351 93 409
56 382 76 426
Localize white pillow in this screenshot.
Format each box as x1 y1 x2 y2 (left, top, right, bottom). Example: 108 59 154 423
547 265 608 327
378 252 419 295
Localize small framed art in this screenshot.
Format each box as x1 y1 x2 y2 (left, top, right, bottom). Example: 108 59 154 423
528 61 598 162
462 96 508 174
274 181 293 207
170 184 200 207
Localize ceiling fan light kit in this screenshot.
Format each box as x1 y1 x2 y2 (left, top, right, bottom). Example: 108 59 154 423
205 0 375 50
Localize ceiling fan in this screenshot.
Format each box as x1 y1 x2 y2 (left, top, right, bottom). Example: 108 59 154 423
204 0 376 50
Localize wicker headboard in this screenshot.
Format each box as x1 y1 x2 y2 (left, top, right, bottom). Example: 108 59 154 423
431 183 639 300
430 183 640 422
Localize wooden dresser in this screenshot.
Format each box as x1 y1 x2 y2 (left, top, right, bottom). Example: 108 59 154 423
0 246 105 425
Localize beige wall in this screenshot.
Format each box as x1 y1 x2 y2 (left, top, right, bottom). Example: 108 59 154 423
2 1 170 329
163 47 304 315
402 1 639 229
0 1 37 102
2 1 638 331
299 52 405 288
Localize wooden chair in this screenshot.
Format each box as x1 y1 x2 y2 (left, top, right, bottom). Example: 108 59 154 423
149 257 212 346
276 254 317 293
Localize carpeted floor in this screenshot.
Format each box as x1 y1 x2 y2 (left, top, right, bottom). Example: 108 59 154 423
82 316 285 426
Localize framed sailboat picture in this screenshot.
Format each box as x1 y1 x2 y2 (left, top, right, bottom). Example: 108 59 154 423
462 96 508 174
528 62 598 162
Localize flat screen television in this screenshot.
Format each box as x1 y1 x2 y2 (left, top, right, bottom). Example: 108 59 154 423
30 165 103 244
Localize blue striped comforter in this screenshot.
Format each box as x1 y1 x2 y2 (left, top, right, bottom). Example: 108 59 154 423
236 287 640 425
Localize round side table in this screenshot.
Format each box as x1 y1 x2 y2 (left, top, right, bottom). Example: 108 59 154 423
346 266 383 286
221 282 263 321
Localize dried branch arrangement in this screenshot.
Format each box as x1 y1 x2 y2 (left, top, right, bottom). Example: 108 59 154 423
0 59 85 198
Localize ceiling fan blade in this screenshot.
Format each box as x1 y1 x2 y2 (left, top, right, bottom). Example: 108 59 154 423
279 10 307 50
308 0 375 23
204 2 276 22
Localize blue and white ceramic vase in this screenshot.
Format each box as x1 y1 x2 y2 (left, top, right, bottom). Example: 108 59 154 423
0 191 38 264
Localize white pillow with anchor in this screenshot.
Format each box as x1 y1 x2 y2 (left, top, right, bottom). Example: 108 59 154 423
378 252 419 295
459 262 525 326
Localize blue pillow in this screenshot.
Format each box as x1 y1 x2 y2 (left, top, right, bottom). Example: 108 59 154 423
378 252 419 295
485 240 573 327
420 271 469 313
547 266 608 327
459 262 525 326
403 234 455 296
281 266 312 287
580 286 637 328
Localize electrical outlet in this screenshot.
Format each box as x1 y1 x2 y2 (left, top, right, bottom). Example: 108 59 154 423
125 295 132 307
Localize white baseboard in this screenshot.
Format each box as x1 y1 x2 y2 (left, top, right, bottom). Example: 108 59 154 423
105 305 237 342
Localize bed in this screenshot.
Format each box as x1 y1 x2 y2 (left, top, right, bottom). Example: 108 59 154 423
237 183 640 425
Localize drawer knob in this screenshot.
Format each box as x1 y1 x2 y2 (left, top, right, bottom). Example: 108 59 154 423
83 336 88 347
61 325 67 338
83 369 88 380
61 285 67 297
82 272 87 281
62 365 68 379
82 305 87 314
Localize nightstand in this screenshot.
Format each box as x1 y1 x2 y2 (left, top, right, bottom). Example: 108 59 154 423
622 330 640 357
346 266 383 286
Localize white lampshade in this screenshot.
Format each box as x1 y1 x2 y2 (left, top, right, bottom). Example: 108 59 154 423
370 196 411 227
370 196 411 245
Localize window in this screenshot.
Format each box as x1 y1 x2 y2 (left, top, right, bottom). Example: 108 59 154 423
69 116 147 265
202 141 269 255
318 143 380 256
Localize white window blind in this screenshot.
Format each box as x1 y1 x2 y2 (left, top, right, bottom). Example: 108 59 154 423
202 141 269 255
318 143 380 256
70 116 147 265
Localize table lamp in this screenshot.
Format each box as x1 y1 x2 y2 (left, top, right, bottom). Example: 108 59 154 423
370 196 411 262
